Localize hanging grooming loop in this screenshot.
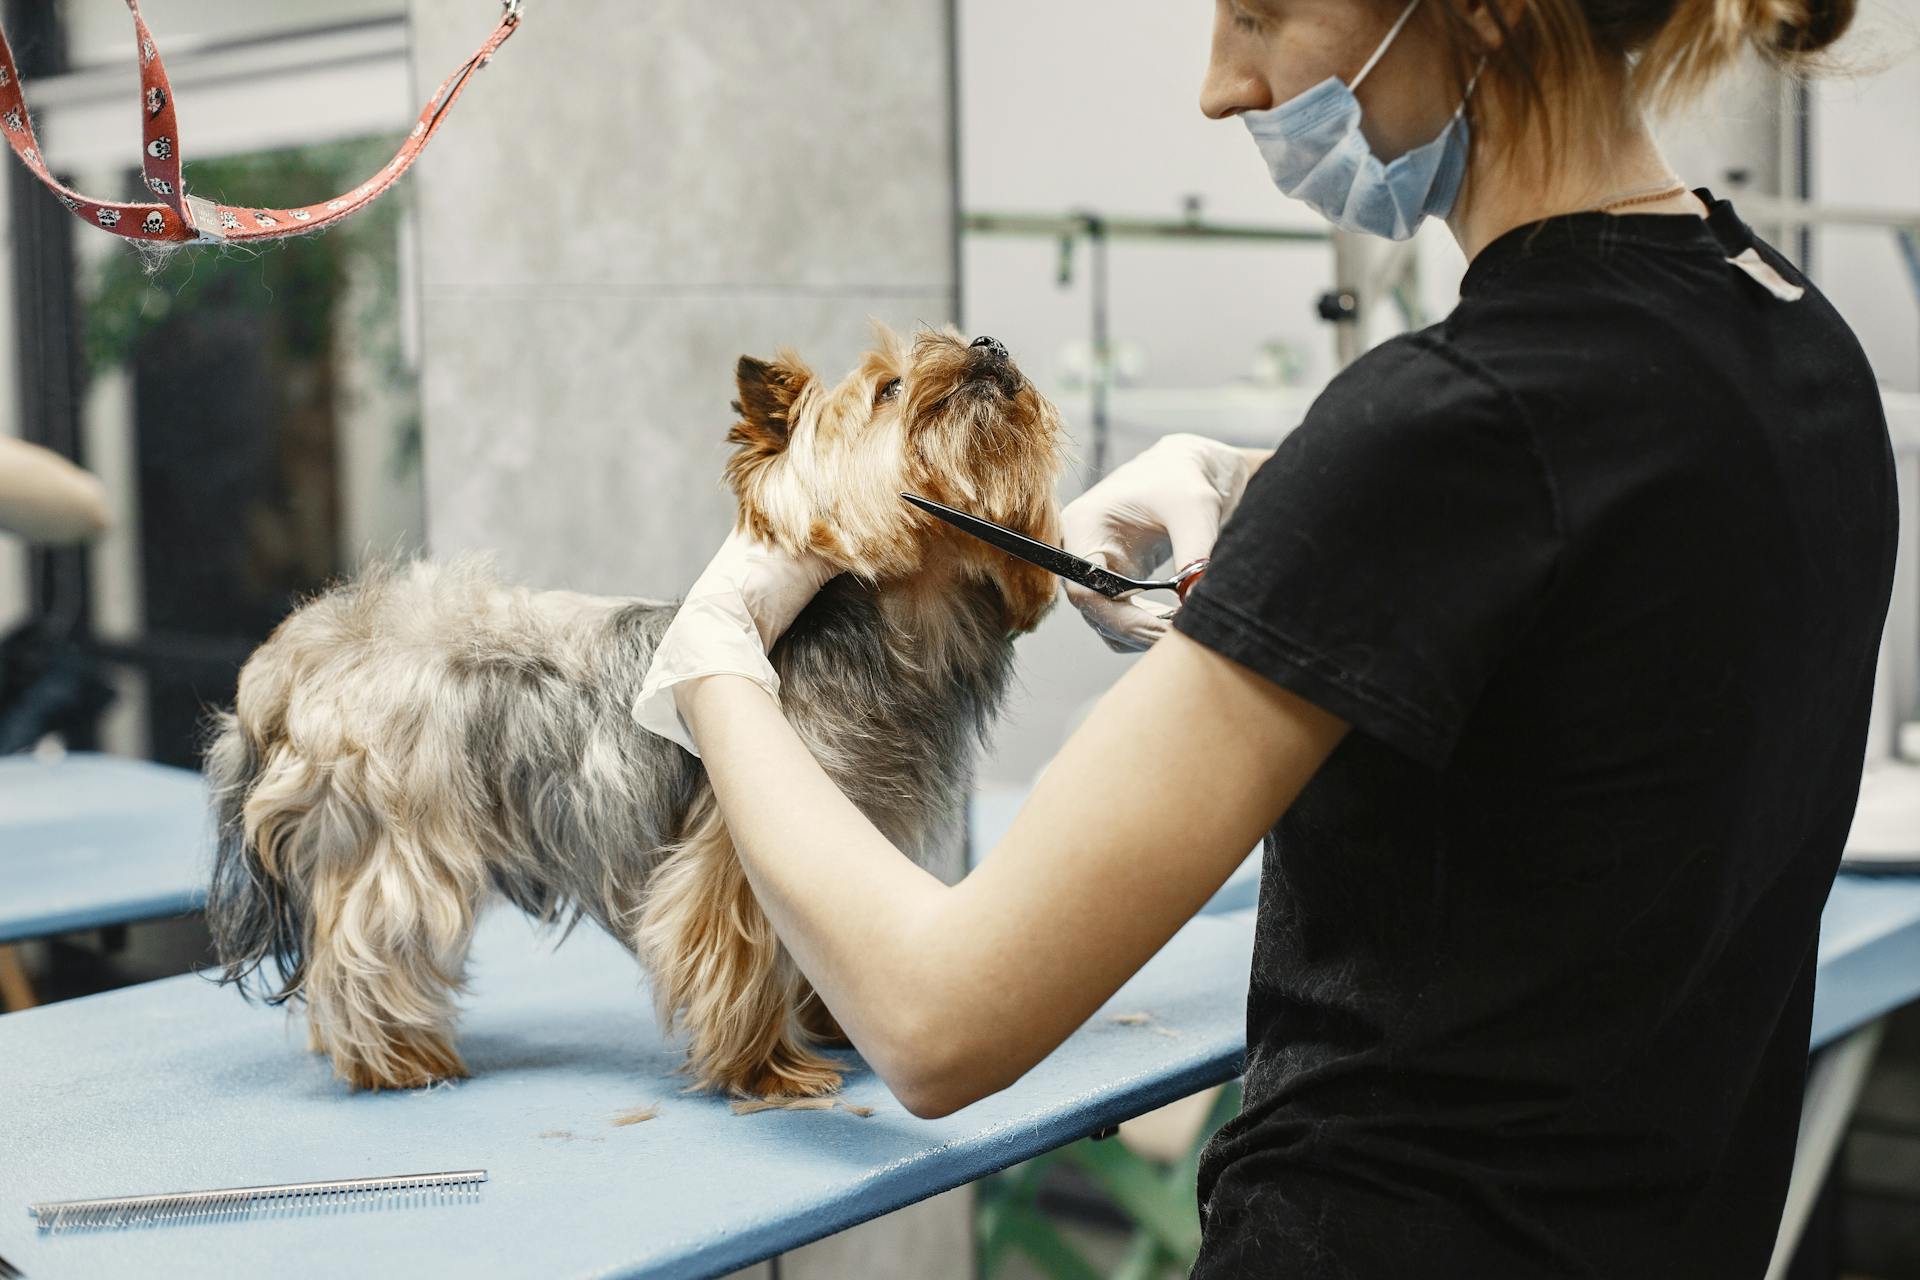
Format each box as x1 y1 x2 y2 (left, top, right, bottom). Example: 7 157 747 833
0 1 523 246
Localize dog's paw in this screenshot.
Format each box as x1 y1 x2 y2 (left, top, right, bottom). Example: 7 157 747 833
329 1034 470 1091
726 1050 844 1101
340 1059 471 1092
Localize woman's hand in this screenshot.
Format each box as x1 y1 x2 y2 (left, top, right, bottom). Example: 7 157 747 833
631 527 837 755
1059 434 1259 652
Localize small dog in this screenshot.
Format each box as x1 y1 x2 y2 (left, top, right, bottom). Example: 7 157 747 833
205 326 1065 1098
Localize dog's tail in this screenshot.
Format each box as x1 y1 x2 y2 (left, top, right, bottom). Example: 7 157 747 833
204 707 309 1003
204 564 497 1088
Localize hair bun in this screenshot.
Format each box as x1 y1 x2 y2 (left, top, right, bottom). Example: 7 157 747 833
1770 0 1854 54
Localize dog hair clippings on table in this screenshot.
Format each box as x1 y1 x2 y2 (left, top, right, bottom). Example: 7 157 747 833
0 0 523 246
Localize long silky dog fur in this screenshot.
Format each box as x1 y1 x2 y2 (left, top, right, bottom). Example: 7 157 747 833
204 326 1064 1096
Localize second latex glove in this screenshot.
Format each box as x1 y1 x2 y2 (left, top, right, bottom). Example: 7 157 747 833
1060 433 1252 652
631 527 838 756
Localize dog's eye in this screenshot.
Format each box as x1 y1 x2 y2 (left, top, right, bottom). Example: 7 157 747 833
875 377 903 407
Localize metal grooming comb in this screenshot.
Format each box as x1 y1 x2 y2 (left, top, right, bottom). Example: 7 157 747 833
28 1168 486 1233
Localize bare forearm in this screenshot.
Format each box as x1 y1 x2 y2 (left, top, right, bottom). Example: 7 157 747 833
680 673 1119 1115
0 438 110 543
675 634 1346 1117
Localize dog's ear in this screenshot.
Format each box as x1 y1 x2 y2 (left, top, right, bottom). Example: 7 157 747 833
727 353 812 462
725 352 815 537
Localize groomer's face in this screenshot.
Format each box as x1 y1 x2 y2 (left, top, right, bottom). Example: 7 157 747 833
1200 0 1458 162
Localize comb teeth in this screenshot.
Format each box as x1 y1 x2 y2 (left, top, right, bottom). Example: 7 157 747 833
29 1169 487 1232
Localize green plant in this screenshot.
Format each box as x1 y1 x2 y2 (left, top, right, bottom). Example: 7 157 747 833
81 134 419 479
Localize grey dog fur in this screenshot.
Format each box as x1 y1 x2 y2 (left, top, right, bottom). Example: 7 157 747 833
204 564 1016 1014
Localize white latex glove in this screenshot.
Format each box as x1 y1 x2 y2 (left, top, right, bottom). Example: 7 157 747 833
1059 433 1253 652
632 528 837 756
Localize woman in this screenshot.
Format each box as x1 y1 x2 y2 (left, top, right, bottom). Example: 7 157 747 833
634 0 1891 1271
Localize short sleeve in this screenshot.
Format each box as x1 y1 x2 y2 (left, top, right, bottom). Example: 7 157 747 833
1173 334 1560 770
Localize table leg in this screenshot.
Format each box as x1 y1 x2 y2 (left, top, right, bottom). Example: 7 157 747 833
0 944 36 1011
1764 1019 1886 1279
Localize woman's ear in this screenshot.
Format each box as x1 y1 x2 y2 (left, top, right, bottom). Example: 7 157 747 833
1458 0 1527 51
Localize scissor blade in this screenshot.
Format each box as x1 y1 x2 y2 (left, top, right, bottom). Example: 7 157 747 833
900 493 1133 599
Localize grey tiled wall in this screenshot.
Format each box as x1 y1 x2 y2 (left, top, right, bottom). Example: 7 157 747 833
404 6 970 1273
408 0 958 598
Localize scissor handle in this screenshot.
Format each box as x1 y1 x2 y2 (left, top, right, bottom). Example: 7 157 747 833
1172 558 1209 602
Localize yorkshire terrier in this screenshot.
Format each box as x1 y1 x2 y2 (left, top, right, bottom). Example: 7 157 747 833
205 326 1064 1098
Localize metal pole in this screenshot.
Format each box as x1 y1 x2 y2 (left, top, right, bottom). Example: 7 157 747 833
1085 213 1111 483
963 210 1328 246
1329 230 1366 370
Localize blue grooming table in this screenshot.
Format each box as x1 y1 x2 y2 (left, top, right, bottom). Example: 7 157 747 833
1809 872 1920 1047
0 752 210 944
0 903 1255 1279
0 832 1916 1278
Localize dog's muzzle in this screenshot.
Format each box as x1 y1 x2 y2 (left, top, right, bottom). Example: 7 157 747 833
965 335 1025 396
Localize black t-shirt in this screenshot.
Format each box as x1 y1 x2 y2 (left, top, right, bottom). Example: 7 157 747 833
1174 194 1898 1278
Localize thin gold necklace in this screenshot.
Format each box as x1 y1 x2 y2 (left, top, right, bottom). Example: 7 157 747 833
1594 179 1690 213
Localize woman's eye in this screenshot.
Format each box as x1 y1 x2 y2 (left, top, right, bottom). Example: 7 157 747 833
875 378 903 406
1228 1 1264 31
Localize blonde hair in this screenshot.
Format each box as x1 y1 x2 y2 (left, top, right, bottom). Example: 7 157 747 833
1421 0 1856 158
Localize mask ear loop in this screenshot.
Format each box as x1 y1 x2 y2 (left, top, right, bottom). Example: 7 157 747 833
1451 56 1489 120
1349 0 1425 92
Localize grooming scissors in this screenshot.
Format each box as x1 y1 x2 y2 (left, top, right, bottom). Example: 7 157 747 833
900 493 1208 602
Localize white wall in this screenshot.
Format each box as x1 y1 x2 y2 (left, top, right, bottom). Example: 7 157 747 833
958 0 1357 397
1812 0 1920 394
62 0 404 65
1813 0 1920 749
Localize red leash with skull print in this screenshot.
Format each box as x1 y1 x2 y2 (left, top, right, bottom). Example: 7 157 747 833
0 0 522 246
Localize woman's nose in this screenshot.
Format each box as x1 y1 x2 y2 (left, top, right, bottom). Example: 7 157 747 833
1199 64 1272 120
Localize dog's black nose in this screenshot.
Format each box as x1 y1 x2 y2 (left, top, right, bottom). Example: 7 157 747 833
970 335 1008 359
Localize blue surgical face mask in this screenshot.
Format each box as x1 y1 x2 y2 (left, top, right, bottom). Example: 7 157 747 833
1240 0 1478 242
